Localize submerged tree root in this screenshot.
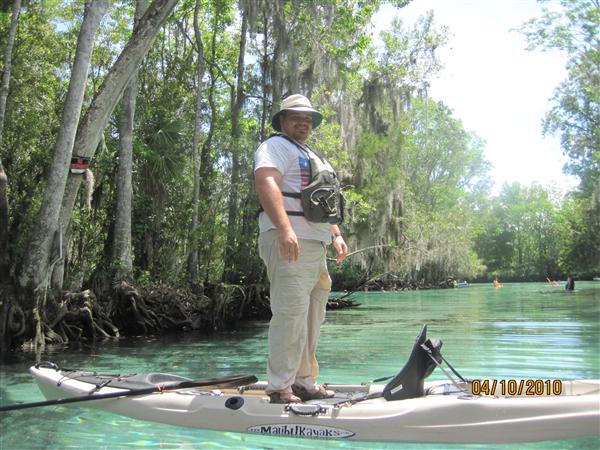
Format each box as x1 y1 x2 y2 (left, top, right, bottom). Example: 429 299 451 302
44 289 119 344
2 279 361 350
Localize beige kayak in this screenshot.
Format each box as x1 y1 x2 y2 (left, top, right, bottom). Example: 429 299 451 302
27 323 599 444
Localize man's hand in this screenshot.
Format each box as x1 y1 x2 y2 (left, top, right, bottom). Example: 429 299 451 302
332 235 348 263
278 227 299 262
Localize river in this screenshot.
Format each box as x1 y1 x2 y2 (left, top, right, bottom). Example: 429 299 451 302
1 281 599 449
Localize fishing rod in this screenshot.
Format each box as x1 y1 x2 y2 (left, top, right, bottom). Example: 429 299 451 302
0 373 257 412
327 244 398 262
333 271 394 302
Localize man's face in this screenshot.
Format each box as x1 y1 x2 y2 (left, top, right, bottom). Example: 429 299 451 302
280 111 313 143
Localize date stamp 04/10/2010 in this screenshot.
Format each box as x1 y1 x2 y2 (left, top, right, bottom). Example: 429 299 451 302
470 379 563 396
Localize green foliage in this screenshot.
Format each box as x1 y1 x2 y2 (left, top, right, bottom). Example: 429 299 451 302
522 0 599 189
349 96 489 282
473 183 571 280
0 1 72 266
2 0 597 300
518 0 600 274
555 195 600 276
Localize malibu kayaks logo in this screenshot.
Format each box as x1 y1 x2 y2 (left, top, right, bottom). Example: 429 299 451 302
248 423 355 439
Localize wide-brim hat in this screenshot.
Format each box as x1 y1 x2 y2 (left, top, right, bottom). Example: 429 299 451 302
271 94 323 132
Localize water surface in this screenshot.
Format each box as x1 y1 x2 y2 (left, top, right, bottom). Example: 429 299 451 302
1 281 599 449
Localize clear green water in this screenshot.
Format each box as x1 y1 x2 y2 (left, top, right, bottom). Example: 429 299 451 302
1 281 599 449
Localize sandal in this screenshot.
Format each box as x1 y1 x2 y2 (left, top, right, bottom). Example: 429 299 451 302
291 384 335 401
268 391 302 404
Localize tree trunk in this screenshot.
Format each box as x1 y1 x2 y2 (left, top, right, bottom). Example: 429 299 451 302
19 0 110 296
195 13 219 283
223 6 248 283
186 0 206 283
259 9 269 141
55 0 179 289
112 0 148 283
0 159 8 283
270 2 285 116
17 0 110 355
0 0 22 283
0 0 21 145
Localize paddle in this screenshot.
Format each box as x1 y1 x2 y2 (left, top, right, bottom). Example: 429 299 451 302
0 373 257 412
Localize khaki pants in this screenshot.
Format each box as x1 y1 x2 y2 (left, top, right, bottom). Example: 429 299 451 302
258 230 331 394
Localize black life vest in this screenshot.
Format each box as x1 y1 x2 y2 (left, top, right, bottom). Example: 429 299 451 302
260 133 345 225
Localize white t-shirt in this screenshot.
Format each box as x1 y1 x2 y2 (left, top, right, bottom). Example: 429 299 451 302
254 135 332 243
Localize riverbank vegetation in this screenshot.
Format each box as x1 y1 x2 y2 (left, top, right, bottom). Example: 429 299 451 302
0 0 597 351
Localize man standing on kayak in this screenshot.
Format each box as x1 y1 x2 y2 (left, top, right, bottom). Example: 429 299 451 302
254 94 348 403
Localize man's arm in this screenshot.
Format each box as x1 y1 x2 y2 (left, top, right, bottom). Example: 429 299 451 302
255 167 299 262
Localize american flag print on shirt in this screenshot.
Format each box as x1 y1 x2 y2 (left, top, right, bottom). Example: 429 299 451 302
299 156 311 188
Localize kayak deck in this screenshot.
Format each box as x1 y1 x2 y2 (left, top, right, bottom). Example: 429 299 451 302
21 325 600 443
30 365 600 443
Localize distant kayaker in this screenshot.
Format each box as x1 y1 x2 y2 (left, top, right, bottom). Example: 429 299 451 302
254 94 348 404
565 276 575 291
493 277 502 288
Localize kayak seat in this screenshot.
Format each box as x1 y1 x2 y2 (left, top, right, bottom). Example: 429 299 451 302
382 324 442 401
66 371 192 391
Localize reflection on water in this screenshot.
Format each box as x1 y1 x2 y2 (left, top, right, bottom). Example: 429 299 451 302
1 282 599 449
